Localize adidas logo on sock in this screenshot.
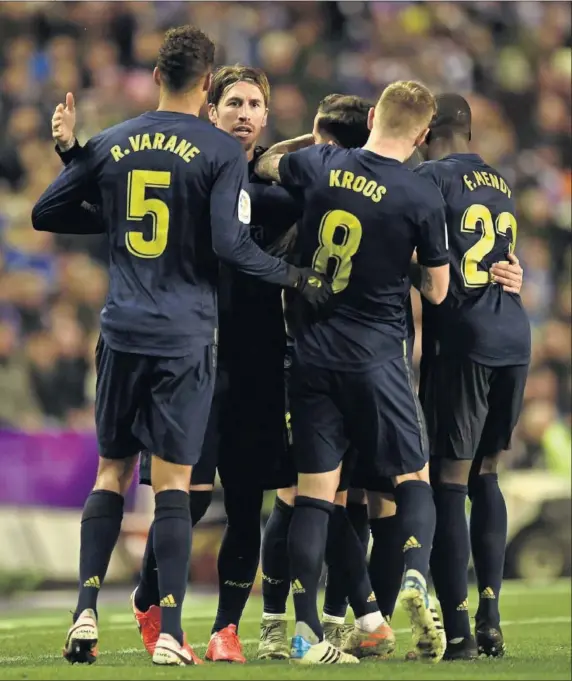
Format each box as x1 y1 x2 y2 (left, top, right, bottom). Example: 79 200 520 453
480 587 496 599
160 594 177 607
403 536 421 552
291 579 305 595
456 599 469 611
367 591 377 603
83 576 100 589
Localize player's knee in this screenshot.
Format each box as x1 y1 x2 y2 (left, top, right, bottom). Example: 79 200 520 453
223 486 263 527
94 455 138 496
433 459 473 486
277 486 297 506
150 455 192 493
477 454 500 476
334 489 347 507
189 489 213 525
367 491 396 519
347 487 366 505
297 468 341 503
393 461 430 487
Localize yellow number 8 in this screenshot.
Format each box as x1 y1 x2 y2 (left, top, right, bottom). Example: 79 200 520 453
126 169 171 259
312 209 363 293
461 204 517 288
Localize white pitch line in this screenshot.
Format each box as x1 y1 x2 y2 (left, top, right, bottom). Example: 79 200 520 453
0 617 570 665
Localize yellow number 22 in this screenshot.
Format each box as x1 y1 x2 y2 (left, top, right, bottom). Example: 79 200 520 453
461 203 517 288
312 209 363 293
126 169 171 258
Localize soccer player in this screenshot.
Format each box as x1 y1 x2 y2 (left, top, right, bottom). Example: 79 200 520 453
259 94 398 662
255 80 450 664
33 27 330 667
413 93 531 660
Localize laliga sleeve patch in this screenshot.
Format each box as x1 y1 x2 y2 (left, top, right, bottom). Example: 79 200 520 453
238 189 251 225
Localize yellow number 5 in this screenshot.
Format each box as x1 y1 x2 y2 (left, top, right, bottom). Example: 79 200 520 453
312 209 363 293
126 170 171 258
461 204 517 288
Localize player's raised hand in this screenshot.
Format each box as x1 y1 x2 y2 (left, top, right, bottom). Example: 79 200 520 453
52 92 77 151
291 267 333 309
490 252 523 294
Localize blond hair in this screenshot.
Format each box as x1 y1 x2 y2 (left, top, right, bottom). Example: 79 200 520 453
374 80 436 138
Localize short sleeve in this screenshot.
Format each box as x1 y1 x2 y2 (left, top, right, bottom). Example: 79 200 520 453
415 183 449 267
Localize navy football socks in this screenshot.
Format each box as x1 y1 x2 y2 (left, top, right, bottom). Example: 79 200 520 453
261 496 293 615
324 505 377 620
212 487 263 633
74 490 124 621
470 473 507 628
153 490 192 646
288 496 334 641
369 515 403 621
430 483 472 640
394 480 436 579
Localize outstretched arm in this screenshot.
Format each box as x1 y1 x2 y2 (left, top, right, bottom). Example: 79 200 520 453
254 134 315 182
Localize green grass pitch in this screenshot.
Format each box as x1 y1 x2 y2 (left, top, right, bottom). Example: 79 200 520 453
0 580 570 680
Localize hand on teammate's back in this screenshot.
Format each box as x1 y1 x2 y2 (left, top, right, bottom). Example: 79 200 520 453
489 252 523 294
289 267 333 310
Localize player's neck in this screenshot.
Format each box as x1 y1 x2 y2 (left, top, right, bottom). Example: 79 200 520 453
363 136 415 163
432 138 471 159
157 91 205 117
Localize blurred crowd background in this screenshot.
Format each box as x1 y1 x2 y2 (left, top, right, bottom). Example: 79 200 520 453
0 1 570 473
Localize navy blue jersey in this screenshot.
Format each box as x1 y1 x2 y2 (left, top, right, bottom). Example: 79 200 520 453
279 145 448 370
33 113 292 357
414 153 531 366
218 147 302 366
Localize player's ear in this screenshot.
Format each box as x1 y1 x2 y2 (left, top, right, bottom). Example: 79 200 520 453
415 127 430 148
202 71 213 93
367 107 375 131
261 107 268 128
207 103 217 126
152 66 161 87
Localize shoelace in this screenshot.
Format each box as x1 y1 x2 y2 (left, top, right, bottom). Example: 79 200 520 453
263 621 284 643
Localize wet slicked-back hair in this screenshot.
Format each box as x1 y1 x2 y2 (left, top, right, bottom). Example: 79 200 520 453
157 25 215 92
316 94 371 148
208 64 270 107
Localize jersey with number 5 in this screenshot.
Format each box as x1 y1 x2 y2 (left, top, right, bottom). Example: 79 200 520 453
278 145 449 370
414 153 531 366
67 111 288 357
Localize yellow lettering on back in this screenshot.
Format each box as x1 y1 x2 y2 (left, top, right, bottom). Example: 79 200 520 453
164 135 178 152
473 171 485 187
183 146 200 162
373 185 386 203
330 170 341 187
463 174 475 191
341 171 354 189
140 133 152 151
481 171 492 187
110 145 124 162
352 175 366 193
499 178 511 198
175 139 191 158
363 180 376 197
490 173 500 190
152 133 165 150
128 135 141 152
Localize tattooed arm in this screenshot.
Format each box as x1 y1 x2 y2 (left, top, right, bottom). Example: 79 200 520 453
410 262 448 304
254 134 315 182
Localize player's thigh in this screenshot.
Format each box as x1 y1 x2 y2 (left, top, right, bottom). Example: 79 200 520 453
135 344 216 468
341 357 428 478
289 361 347 476
423 355 492 462
95 335 147 460
475 364 529 462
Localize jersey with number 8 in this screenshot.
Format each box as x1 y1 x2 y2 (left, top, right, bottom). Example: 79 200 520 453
415 153 530 367
277 144 449 371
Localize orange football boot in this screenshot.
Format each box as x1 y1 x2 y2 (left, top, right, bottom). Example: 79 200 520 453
130 589 161 655
205 624 246 663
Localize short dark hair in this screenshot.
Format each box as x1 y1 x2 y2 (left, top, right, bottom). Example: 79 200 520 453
427 93 472 143
208 64 270 107
157 25 215 93
316 94 371 148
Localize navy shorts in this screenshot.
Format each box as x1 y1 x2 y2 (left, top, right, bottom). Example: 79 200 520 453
96 336 215 467
290 352 429 481
138 368 228 487
420 354 528 461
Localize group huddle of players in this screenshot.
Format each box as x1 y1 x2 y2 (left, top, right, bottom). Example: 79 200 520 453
32 24 529 667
